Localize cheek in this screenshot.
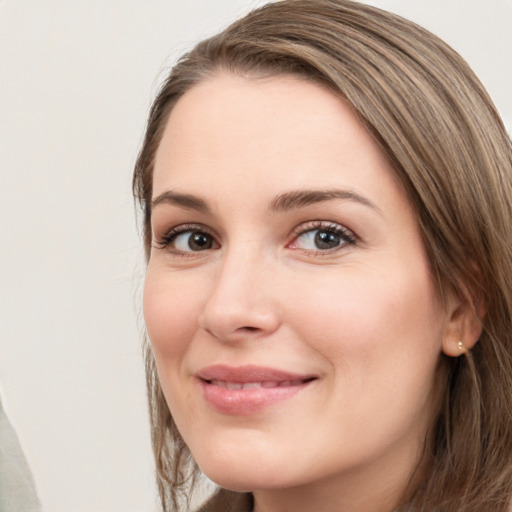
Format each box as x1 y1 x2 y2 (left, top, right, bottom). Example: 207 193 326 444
143 270 204 421
286 262 444 372
143 269 199 361
290 264 445 439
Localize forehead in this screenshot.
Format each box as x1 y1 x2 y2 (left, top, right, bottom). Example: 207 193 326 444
152 73 403 210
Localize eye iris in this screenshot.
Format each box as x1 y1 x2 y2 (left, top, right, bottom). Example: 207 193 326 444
189 232 212 250
314 230 340 250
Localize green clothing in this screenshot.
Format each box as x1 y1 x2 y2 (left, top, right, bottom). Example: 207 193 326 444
0 399 41 512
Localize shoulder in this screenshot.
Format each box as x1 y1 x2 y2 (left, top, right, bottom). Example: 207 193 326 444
196 489 253 512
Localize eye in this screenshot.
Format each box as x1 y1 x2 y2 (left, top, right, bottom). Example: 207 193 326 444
154 224 219 254
289 222 355 253
174 231 216 251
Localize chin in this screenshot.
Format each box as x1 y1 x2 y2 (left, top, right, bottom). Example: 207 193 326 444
194 449 299 493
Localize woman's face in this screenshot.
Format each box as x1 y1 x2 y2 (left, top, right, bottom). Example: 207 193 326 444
144 74 451 504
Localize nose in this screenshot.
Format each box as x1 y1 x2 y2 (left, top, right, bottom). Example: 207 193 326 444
198 250 281 343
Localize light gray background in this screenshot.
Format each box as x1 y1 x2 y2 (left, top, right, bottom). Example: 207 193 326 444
0 1 510 511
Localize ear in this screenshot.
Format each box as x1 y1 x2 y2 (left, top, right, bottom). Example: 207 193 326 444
442 287 485 357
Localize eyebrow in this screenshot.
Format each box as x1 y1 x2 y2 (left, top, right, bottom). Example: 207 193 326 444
270 189 380 213
151 188 380 214
151 191 210 212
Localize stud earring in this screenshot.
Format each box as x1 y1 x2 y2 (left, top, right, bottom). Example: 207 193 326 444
458 340 464 352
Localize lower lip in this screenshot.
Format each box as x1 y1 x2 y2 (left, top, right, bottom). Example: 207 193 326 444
200 380 312 415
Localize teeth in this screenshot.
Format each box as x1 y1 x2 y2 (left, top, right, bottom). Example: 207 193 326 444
209 379 306 389
242 382 262 389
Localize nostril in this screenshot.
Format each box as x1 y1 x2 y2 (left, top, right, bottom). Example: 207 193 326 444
241 326 258 332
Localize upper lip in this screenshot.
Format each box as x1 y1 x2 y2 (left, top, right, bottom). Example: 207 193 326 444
197 364 317 383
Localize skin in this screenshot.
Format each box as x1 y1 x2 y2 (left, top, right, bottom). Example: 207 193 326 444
144 73 473 512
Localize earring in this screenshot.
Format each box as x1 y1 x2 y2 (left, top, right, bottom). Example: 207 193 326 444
457 340 464 352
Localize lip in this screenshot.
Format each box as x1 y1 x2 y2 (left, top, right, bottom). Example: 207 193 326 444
197 364 317 415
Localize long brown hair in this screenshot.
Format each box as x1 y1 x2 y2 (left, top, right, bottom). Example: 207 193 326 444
133 1 512 510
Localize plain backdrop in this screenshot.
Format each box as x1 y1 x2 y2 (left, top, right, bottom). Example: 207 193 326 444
0 1 510 511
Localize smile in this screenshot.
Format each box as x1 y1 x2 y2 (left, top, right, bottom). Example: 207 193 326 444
197 365 317 415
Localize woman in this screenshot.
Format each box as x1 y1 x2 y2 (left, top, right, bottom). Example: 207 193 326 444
133 1 512 510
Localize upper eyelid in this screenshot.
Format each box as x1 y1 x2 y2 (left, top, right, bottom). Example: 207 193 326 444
155 222 214 237
290 220 355 238
155 219 351 235
153 223 218 248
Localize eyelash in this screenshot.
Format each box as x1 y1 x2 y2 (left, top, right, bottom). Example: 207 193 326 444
153 220 356 256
